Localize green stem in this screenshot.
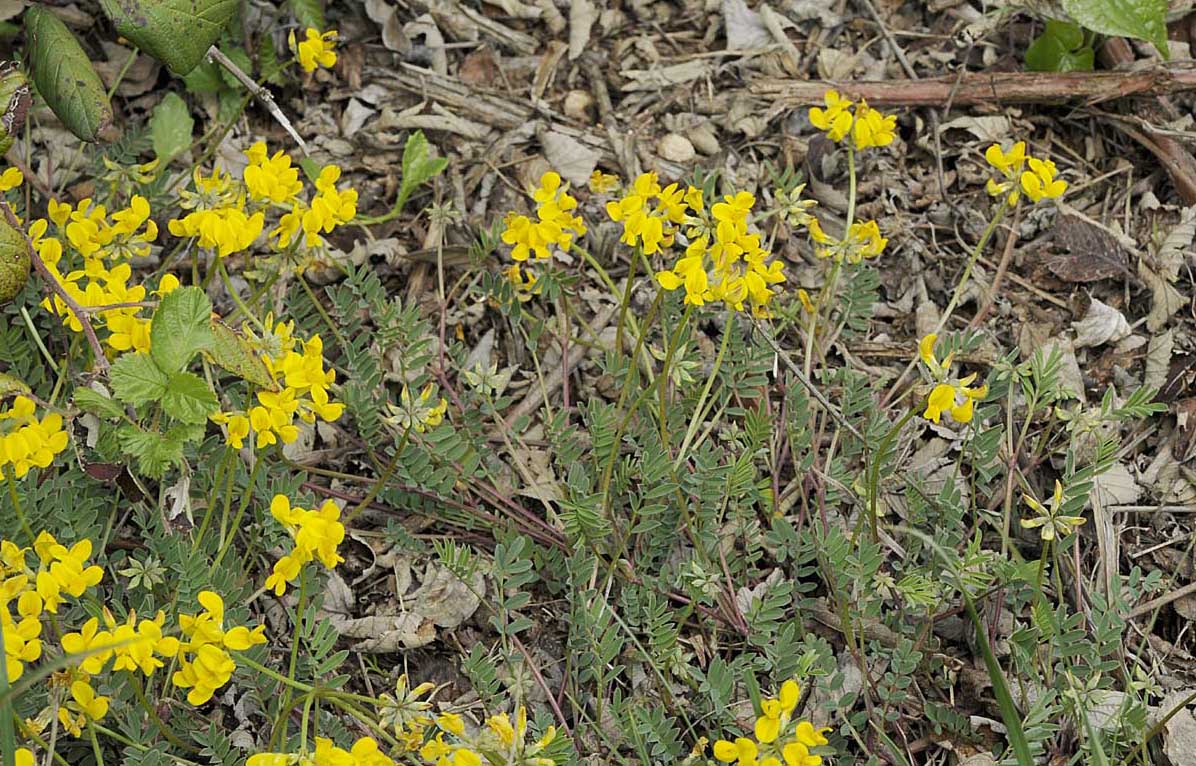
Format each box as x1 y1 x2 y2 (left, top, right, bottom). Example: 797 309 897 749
934 202 1007 336
657 303 694 446
4 467 34 543
217 260 265 334
347 428 410 522
87 724 105 766
674 310 733 469
210 452 262 573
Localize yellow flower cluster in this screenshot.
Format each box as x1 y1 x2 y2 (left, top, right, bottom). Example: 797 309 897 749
1021 479 1086 542
501 171 586 262
712 681 829 766
655 188 786 317
173 591 267 705
264 494 346 595
386 383 449 434
807 217 887 266
378 674 437 751
212 320 344 450
290 27 339 73
605 171 686 255
272 163 359 251
57 677 110 737
169 143 356 263
250 736 393 766
62 607 179 676
985 141 1067 206
918 334 987 425
1 531 103 685
0 396 69 479
421 707 556 766
809 90 897 151
35 195 176 354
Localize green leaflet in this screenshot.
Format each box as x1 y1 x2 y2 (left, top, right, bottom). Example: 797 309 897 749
149 91 194 162
0 213 28 304
1025 20 1095 71
291 0 326 33
24 7 115 143
206 320 275 390
1062 0 1168 55
97 0 238 76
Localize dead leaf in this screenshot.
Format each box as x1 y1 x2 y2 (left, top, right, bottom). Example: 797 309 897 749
1141 259 1188 331
568 0 598 58
405 14 448 75
540 130 599 186
723 0 772 49
340 98 376 138
365 0 410 53
1146 329 1174 393
1047 213 1131 283
1157 690 1196 766
816 48 856 80
410 565 484 628
1073 297 1131 348
622 60 711 91
937 115 1011 144
1092 462 1141 506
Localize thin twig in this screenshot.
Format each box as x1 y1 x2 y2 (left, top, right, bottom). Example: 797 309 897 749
753 321 865 442
1 202 109 373
206 46 309 157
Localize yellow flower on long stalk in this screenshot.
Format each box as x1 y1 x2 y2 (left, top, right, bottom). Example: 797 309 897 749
289 27 338 73
1021 480 1086 541
985 141 1066 206
809 91 897 151
918 334 987 425
712 680 831 766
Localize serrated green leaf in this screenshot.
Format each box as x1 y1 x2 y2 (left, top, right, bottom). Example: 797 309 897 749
162 371 217 424
205 320 275 389
291 0 325 32
25 7 115 143
181 60 224 95
111 352 169 406
150 286 213 373
117 425 182 478
1063 0 1167 54
73 387 126 419
149 92 194 161
97 0 238 76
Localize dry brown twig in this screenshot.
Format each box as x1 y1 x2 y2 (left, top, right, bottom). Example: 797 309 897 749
752 67 1196 107
1 201 110 373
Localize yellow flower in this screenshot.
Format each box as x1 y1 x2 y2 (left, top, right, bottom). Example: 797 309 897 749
809 90 854 143
917 334 987 425
808 216 886 265
502 171 586 261
0 166 23 191
1020 157 1067 203
57 679 109 737
850 103 897 150
0 396 70 480
588 170 620 194
290 27 338 73
264 494 345 595
1021 480 1086 541
15 748 34 766
713 737 759 765
244 142 304 204
173 591 266 705
985 141 1027 178
606 172 685 255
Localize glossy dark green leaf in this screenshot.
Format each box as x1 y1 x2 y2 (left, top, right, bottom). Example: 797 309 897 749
97 0 238 76
24 7 115 143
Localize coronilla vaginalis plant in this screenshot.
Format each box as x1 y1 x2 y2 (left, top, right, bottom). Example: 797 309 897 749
0 11 1173 765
